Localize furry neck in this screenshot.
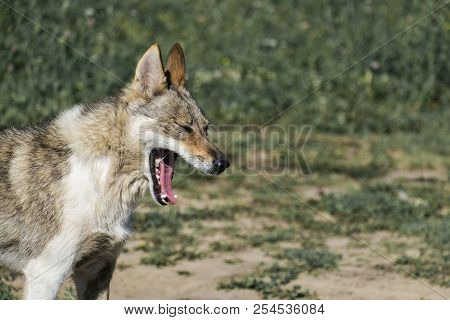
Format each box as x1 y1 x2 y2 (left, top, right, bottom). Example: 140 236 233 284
56 95 138 160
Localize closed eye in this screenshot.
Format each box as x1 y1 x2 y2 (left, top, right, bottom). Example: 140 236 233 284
178 123 193 133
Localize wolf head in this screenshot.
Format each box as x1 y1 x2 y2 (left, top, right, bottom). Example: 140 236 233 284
126 43 229 206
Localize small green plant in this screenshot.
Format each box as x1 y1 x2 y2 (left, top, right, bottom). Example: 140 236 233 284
220 247 339 298
140 236 203 267
247 227 295 247
224 258 243 265
60 286 77 300
180 206 238 221
117 263 132 271
278 248 341 270
219 263 309 299
134 211 181 233
209 241 236 252
0 280 15 300
396 255 450 287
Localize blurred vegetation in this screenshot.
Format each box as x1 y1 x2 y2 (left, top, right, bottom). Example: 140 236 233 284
0 268 15 300
0 282 14 300
134 211 204 267
319 183 447 233
1 0 448 138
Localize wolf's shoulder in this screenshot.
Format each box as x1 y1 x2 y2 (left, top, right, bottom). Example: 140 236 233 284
0 126 32 148
0 117 72 159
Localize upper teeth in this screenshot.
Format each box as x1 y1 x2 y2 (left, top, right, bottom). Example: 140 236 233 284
155 163 161 183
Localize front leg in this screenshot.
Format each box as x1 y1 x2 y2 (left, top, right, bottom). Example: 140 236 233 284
23 237 77 299
72 237 123 300
73 257 117 300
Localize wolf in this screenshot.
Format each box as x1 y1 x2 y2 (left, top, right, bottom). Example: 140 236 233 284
0 43 229 299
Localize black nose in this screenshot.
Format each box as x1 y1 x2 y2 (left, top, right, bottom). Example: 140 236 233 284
213 159 230 174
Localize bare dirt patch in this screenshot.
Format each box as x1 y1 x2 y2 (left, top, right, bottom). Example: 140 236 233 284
379 169 448 183
109 246 271 299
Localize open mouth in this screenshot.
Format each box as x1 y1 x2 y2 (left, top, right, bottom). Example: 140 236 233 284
149 148 179 205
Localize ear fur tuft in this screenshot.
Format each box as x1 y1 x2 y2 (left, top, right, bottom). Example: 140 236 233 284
166 43 186 88
132 43 166 94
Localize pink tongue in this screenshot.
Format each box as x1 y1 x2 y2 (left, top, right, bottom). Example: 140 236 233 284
159 160 176 205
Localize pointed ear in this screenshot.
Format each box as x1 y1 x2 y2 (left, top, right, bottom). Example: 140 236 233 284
166 43 186 88
132 43 166 94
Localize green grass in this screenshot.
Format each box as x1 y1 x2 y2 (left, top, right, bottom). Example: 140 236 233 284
0 276 15 300
60 287 77 300
0 267 15 300
140 240 203 267
134 211 181 233
247 227 295 247
134 210 203 267
1 0 448 135
0 282 15 300
209 241 236 252
319 183 445 233
396 255 450 287
177 270 193 277
276 248 341 270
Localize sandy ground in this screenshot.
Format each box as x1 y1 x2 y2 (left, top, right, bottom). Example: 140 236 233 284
8 238 450 300
10 216 450 299
6 169 449 300
9 231 448 300
105 234 450 300
109 245 268 300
